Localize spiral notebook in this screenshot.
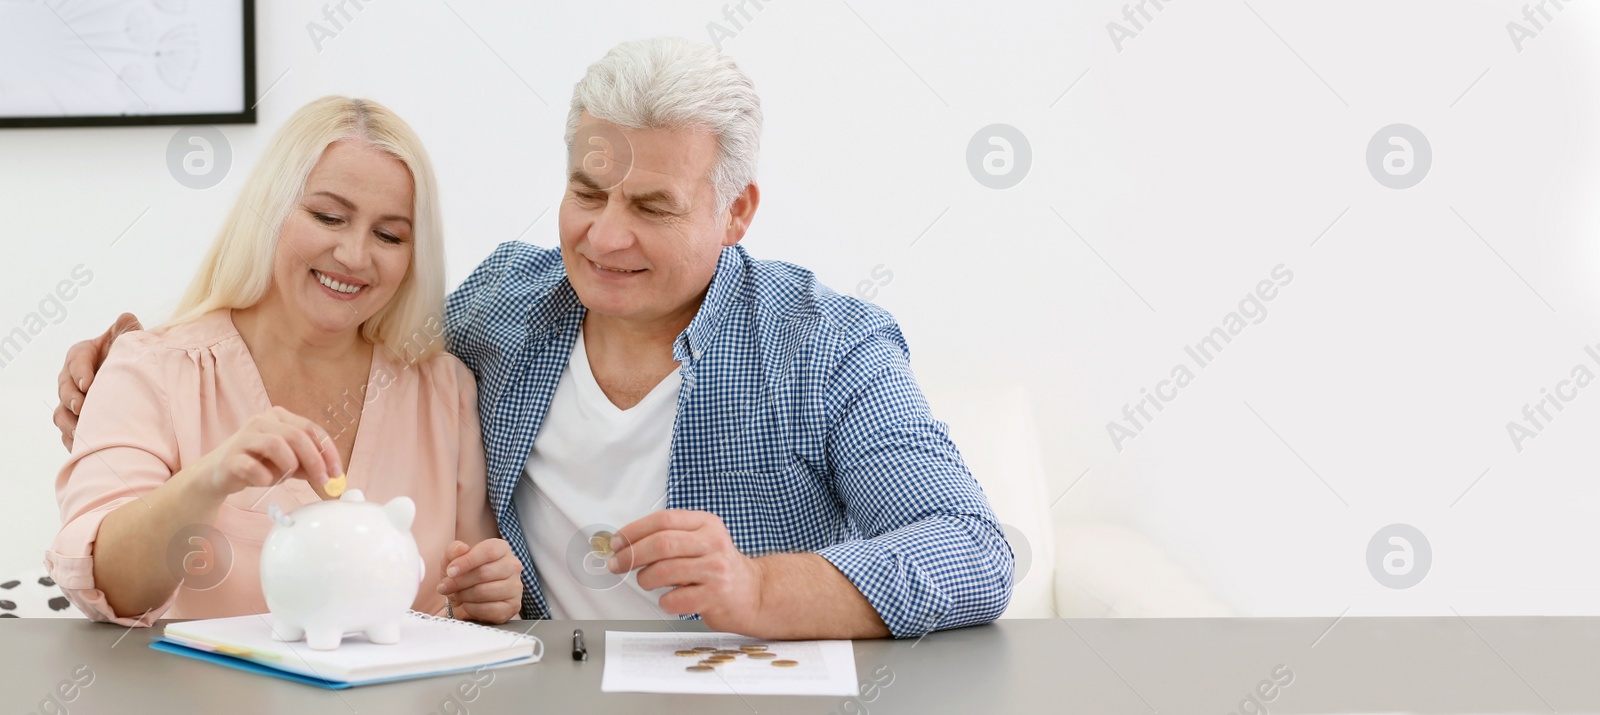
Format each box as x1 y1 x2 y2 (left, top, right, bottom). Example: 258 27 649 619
153 611 543 689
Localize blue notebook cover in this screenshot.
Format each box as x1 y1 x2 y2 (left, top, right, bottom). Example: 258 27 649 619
150 639 354 689
150 638 534 689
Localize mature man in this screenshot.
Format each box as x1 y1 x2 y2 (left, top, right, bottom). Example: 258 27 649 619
55 38 1012 639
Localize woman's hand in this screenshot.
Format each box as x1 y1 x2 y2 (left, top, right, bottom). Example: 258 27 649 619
437 539 523 623
193 406 344 499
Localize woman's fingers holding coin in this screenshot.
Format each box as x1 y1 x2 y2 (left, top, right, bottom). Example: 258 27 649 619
233 430 303 485
261 417 336 485
220 451 278 490
265 407 342 482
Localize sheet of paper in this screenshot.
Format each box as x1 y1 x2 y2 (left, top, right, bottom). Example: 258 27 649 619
600 630 858 696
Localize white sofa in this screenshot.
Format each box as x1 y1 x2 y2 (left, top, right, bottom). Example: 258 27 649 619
924 381 1232 619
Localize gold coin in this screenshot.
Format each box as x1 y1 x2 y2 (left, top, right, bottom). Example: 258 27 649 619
674 650 699 657
747 652 777 660
740 644 769 652
686 665 715 673
590 531 614 558
697 659 724 667
771 660 799 667
714 649 741 656
707 654 736 662
324 473 347 497
692 646 717 653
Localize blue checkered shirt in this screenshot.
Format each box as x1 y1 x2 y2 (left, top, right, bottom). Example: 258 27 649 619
444 241 1013 638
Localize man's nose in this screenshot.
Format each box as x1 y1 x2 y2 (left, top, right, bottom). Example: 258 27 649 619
588 200 635 253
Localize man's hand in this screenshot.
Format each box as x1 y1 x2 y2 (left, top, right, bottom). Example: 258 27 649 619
56 312 142 450
610 509 766 634
438 538 524 623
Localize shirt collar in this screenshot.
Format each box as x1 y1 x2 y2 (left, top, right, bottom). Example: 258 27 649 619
672 245 746 365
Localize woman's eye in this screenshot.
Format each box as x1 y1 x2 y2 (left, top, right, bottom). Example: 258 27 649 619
314 212 343 226
376 231 402 244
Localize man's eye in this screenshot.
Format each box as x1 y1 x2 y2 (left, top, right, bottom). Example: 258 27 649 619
575 192 604 203
639 206 666 217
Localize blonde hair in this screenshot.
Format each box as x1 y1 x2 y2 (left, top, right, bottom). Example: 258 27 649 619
169 96 446 362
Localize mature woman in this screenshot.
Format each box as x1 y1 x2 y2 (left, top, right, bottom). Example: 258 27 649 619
46 96 521 626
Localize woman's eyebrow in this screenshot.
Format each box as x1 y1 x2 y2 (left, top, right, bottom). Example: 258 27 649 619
308 190 356 210
308 190 412 225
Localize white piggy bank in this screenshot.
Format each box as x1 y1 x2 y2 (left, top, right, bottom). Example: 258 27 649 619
261 489 424 650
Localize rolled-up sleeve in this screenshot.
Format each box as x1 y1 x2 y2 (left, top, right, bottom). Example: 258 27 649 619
814 326 1014 638
45 332 181 626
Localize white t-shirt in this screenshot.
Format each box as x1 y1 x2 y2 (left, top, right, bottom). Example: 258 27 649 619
514 329 681 619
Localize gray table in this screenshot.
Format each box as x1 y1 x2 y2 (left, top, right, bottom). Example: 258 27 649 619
5 616 1600 713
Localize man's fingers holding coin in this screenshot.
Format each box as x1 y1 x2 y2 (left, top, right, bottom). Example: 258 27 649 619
636 556 726 592
609 509 728 573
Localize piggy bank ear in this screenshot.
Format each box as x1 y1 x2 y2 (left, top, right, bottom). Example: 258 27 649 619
267 503 294 527
383 497 416 532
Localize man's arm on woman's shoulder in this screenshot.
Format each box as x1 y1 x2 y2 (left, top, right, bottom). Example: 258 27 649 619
54 313 144 450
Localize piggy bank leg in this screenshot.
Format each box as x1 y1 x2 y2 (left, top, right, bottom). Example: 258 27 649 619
269 619 304 643
365 620 401 645
305 627 344 651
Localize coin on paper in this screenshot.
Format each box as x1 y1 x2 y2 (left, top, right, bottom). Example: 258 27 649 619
747 652 777 660
692 646 717 653
708 655 736 662
590 531 614 558
686 665 715 673
324 474 347 497
698 660 724 667
772 660 799 668
714 649 741 656
674 650 699 657
740 644 769 653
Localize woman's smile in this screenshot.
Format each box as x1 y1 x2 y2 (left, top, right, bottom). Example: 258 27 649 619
311 268 367 301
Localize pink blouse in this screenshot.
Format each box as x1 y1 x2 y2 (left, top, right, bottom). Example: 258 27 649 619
46 309 494 626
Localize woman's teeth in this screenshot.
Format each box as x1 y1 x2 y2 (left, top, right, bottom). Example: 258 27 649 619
314 270 363 294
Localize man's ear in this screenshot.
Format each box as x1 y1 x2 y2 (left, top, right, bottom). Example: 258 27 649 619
722 182 760 247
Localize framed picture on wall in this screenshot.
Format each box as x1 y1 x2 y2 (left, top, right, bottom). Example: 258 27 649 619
0 0 255 128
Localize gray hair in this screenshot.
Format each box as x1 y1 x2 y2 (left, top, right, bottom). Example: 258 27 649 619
564 37 762 215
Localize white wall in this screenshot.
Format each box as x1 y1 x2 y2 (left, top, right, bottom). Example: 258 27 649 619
2 0 1598 618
